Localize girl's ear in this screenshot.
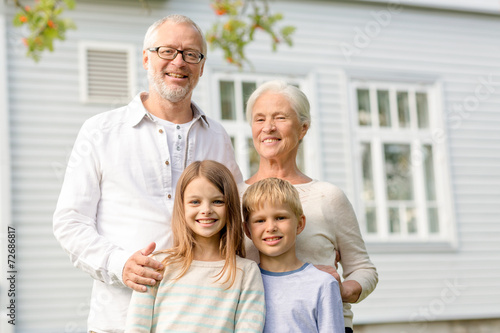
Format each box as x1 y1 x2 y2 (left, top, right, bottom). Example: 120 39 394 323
296 215 306 235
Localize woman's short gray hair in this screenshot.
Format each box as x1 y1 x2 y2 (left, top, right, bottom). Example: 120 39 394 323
245 80 311 128
143 14 207 54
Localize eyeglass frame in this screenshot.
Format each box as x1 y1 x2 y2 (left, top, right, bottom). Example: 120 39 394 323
147 46 205 64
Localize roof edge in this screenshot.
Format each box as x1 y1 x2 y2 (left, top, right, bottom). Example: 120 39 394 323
352 0 500 15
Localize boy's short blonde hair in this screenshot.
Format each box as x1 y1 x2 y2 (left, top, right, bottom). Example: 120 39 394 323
242 178 303 223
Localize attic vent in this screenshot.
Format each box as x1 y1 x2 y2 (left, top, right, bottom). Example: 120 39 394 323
79 42 136 104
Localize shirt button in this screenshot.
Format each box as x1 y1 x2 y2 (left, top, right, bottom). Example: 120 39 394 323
158 129 164 134
178 135 182 139
176 125 180 130
165 160 170 166
176 146 181 151
167 194 172 199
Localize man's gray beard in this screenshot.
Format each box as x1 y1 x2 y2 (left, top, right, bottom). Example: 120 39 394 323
148 69 191 103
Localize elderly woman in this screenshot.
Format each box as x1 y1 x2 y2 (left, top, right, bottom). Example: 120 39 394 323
240 80 378 333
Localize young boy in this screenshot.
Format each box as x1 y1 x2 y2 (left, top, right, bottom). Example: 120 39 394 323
242 177 345 333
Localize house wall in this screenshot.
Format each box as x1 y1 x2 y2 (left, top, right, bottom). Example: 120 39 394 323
4 0 500 332
1 3 15 333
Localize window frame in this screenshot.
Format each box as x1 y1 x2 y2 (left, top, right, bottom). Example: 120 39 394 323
348 78 457 251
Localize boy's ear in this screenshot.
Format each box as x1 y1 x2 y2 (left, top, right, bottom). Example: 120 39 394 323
296 215 306 235
244 222 252 239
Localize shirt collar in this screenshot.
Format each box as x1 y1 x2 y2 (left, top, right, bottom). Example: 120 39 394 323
128 92 210 127
191 101 210 127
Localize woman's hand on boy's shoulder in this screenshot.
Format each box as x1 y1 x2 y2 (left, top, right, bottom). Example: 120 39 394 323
314 264 363 303
314 265 341 284
314 264 344 300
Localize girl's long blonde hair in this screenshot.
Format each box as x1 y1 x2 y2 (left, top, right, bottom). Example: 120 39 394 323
157 160 245 288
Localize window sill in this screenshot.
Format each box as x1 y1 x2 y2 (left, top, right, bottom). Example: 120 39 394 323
365 241 458 254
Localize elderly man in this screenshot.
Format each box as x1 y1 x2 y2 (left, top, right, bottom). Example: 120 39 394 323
53 15 242 333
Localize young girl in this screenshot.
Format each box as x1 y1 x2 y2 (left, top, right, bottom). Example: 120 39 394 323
125 160 266 332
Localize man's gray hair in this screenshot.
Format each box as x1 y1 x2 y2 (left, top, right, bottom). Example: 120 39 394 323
143 14 207 55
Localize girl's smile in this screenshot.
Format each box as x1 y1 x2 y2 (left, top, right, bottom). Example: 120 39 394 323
196 218 218 226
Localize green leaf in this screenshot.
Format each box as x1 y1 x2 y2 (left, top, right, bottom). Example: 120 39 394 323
63 18 76 29
44 28 58 39
63 0 77 10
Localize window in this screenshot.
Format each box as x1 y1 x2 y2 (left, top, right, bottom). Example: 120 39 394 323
212 74 309 180
351 81 454 245
79 41 136 104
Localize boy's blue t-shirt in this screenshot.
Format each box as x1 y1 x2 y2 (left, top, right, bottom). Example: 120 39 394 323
260 263 345 333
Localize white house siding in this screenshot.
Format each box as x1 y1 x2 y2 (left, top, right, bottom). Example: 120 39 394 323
1 3 15 333
4 0 500 332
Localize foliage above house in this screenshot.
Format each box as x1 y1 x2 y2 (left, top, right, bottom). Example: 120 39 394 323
12 0 76 62
207 0 295 68
10 0 295 67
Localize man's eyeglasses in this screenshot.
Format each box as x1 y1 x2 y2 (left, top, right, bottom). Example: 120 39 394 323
147 46 204 64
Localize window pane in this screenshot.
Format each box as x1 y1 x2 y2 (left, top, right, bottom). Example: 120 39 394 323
428 207 439 233
220 81 236 120
385 144 413 200
397 91 410 128
389 207 400 233
377 90 391 127
406 207 417 234
361 143 374 201
423 145 436 200
247 137 259 176
416 92 429 128
242 82 257 120
357 89 371 126
366 206 377 233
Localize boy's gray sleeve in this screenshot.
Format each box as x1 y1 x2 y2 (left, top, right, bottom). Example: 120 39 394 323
317 278 345 333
